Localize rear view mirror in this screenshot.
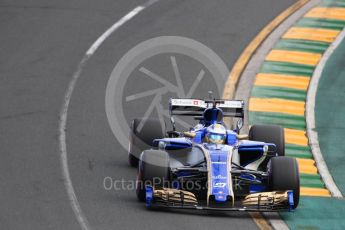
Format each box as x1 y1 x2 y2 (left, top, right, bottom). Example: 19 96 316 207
236 118 243 133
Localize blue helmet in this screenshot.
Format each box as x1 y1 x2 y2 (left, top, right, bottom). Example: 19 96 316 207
205 124 226 144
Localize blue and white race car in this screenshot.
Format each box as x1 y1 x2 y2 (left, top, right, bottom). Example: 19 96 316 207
129 97 299 212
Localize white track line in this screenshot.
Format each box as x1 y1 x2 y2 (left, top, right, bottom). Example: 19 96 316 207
306 28 345 199
58 2 157 230
86 6 144 56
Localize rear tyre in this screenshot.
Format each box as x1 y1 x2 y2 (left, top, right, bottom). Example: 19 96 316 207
128 118 165 167
136 150 170 201
269 156 300 208
249 125 285 156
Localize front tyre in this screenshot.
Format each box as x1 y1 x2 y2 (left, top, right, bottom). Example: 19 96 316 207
136 150 170 201
268 156 300 209
249 125 285 156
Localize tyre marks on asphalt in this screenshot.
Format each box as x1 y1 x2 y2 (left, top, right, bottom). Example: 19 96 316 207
58 1 158 229
249 0 345 197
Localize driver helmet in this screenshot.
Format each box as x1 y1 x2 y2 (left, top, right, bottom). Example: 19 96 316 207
205 124 227 144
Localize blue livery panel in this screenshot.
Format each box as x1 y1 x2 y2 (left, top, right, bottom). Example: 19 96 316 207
203 144 234 206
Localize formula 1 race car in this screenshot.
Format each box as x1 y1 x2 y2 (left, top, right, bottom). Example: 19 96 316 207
128 97 300 212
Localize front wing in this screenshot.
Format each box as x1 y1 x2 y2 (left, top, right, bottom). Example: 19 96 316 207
145 186 295 212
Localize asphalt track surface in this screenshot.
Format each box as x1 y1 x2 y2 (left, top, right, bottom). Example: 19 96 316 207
0 0 295 229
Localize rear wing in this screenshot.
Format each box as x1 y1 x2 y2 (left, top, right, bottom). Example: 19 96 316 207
169 98 244 118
